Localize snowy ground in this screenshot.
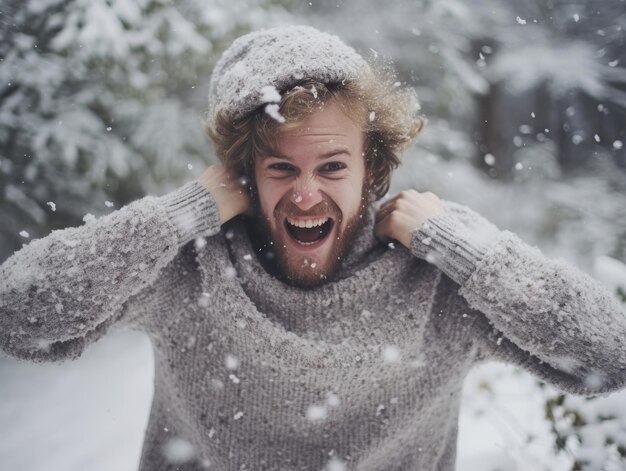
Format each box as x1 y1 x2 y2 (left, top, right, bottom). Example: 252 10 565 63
458 362 573 471
0 327 579 471
0 330 153 471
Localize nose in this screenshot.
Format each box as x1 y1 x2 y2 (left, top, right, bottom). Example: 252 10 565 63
290 176 323 211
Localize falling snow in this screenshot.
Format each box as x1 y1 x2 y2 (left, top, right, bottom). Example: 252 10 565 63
325 457 347 471
306 404 327 421
382 345 401 363
223 266 237 279
198 293 210 307
225 354 239 370
326 392 340 407
162 437 196 464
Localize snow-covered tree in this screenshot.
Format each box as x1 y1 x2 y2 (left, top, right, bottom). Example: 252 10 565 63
0 0 291 260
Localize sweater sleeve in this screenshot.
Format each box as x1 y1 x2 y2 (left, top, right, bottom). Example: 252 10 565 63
0 181 221 362
411 200 626 396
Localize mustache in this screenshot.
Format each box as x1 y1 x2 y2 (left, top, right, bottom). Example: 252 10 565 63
274 196 341 219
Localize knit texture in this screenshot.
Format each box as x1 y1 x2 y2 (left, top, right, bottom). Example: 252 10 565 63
2 182 626 470
207 25 371 125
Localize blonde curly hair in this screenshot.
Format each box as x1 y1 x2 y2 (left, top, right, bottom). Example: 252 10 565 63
206 74 426 200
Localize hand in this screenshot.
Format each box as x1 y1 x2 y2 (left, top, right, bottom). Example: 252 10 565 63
197 165 251 225
374 190 445 249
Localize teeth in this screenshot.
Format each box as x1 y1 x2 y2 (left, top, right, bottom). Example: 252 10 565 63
287 217 329 228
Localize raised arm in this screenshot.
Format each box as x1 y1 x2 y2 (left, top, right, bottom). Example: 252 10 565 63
410 200 626 396
0 165 247 363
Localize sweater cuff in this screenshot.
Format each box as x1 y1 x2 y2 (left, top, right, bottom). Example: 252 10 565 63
410 207 500 286
158 181 222 246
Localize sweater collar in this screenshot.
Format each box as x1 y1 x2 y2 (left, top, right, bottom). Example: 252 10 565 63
194 202 419 334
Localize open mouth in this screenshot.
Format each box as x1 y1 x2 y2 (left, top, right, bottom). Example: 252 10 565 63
284 217 334 246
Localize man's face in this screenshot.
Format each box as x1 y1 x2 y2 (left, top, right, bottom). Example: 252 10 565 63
253 100 368 287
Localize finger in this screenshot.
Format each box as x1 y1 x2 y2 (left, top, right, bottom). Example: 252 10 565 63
374 215 393 242
381 190 422 210
375 200 400 224
375 204 389 224
375 196 415 225
379 209 421 248
377 194 400 212
421 191 440 204
374 209 402 242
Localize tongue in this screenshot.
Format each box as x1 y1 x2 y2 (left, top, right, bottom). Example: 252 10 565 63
289 225 325 243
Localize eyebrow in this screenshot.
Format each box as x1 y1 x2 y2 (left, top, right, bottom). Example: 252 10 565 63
321 149 351 159
265 148 351 160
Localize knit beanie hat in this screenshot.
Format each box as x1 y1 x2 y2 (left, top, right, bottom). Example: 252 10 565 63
207 25 371 126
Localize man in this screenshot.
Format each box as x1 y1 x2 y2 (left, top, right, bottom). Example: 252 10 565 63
1 25 625 471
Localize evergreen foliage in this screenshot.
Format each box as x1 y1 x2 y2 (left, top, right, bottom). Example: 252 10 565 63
0 0 287 260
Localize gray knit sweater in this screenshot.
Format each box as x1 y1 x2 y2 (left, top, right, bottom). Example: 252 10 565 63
2 182 626 471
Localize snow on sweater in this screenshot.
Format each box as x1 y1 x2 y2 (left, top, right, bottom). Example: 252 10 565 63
2 181 626 471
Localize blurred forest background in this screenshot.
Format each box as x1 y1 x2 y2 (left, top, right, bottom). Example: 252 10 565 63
1 0 625 470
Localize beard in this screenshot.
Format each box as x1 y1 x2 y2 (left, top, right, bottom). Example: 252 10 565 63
249 186 370 288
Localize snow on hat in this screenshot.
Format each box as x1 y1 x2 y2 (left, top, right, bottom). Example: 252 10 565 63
207 25 371 125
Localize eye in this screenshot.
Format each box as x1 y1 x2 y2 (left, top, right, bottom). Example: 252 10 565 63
321 162 346 172
268 162 295 172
